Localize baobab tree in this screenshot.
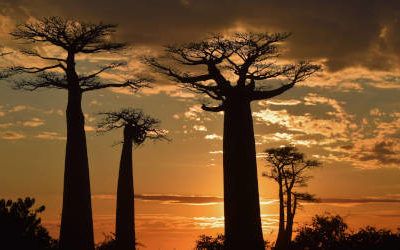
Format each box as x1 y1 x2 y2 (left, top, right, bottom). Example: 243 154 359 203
98 108 167 250
146 33 320 249
8 17 150 250
264 146 321 250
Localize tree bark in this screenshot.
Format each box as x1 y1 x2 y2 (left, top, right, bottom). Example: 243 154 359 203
60 51 94 250
115 131 135 250
275 178 286 250
59 88 95 250
286 195 297 249
283 190 293 250
222 94 264 250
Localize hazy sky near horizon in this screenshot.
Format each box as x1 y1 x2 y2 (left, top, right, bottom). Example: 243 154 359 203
1 1 400 249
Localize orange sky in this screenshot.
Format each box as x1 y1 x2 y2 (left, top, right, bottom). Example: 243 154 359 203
1 1 400 249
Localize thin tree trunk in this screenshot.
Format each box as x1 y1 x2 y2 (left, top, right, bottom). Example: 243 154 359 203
286 195 297 249
59 88 95 250
282 190 293 250
223 95 264 250
116 132 135 250
275 179 286 250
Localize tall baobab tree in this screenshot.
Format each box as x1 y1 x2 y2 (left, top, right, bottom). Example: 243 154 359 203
98 109 167 250
145 33 320 250
8 17 150 250
264 146 321 250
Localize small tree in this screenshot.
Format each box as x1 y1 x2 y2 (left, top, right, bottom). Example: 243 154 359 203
0 197 58 250
146 33 320 250
8 17 150 250
264 146 321 250
98 108 167 250
0 46 12 79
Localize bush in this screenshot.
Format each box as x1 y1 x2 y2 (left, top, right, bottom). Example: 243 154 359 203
0 197 58 250
291 214 400 250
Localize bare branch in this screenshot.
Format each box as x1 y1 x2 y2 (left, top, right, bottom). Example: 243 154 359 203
201 103 224 112
12 72 68 91
250 62 320 101
81 77 152 92
10 64 66 74
79 62 126 82
11 16 126 54
20 48 66 63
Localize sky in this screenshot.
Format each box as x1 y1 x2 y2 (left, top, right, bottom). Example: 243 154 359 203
0 1 400 249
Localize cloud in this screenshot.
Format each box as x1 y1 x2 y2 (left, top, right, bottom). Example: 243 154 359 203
358 140 400 165
209 150 223 154
0 123 13 128
22 118 44 127
35 131 66 140
205 134 223 140
9 105 29 112
259 99 302 106
3 0 400 71
84 125 95 132
193 125 207 131
93 194 223 205
1 131 25 140
184 105 203 121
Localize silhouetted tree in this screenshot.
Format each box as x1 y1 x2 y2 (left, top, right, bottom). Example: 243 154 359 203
195 234 225 250
0 46 12 79
146 33 320 250
264 146 320 250
95 233 144 250
98 109 167 250
8 17 150 250
292 214 400 250
0 197 58 250
346 226 400 250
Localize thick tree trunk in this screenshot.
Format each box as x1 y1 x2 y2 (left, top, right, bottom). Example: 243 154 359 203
115 132 135 250
59 89 95 250
275 180 286 250
222 95 264 250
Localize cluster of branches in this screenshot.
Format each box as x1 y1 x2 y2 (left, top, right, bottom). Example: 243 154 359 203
97 108 168 145
8 16 151 92
145 33 320 112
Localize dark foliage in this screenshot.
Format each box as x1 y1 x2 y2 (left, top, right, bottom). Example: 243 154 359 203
291 214 400 250
98 108 168 146
95 234 143 250
0 197 58 250
195 234 225 250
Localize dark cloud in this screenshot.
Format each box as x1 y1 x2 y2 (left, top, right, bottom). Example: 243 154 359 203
359 140 400 165
95 193 400 205
2 0 400 71
135 194 223 204
320 197 400 204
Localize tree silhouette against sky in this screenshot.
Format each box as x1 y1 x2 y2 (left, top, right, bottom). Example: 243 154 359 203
264 146 321 250
146 33 320 250
0 197 58 250
8 17 150 250
0 46 11 79
98 108 167 250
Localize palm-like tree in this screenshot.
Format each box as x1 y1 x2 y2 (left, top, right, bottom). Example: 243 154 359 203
98 108 167 250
